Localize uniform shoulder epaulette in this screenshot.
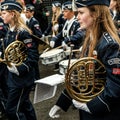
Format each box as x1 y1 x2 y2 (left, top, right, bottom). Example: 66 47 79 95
32 17 37 22
103 32 115 43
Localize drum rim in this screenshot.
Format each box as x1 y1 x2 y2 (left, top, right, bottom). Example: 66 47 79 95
40 49 64 58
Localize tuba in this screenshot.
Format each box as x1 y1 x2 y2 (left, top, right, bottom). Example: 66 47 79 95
65 57 106 103
0 40 27 66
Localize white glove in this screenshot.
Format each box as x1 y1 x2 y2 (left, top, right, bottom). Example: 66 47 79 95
50 41 55 48
62 41 68 48
49 105 61 118
72 99 91 113
62 41 70 51
0 51 2 57
40 34 45 41
53 24 59 32
7 63 19 76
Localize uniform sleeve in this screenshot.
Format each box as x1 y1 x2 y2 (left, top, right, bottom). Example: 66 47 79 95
16 30 38 76
63 22 85 48
87 34 120 115
44 22 52 36
56 89 72 112
32 20 42 38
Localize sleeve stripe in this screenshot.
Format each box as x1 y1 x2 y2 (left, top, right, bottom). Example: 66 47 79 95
98 96 111 112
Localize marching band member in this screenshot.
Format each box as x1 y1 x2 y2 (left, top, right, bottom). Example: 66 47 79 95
49 1 85 50
49 1 85 71
25 4 42 80
43 1 65 37
1 1 37 119
49 0 120 120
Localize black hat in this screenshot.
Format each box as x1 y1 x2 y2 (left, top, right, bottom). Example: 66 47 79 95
52 1 61 7
25 4 35 11
75 0 110 8
1 1 23 13
62 1 73 10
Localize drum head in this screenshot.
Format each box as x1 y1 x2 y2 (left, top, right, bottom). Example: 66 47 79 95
40 49 64 58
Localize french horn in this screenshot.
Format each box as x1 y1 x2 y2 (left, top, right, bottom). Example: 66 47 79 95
0 40 27 66
65 57 106 103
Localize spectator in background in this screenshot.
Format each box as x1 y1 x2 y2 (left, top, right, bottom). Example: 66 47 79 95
33 0 50 33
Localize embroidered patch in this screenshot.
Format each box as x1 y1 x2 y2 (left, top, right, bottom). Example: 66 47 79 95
26 43 32 48
23 39 32 44
112 68 120 75
0 26 3 30
108 58 120 65
34 24 40 29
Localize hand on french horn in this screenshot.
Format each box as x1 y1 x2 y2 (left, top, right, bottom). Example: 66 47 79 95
7 63 19 76
72 99 91 113
49 105 61 118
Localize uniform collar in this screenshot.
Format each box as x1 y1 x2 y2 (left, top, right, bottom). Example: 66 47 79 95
9 25 16 32
66 16 76 24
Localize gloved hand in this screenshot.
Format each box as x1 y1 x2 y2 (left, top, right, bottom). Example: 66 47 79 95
53 24 59 32
0 51 2 57
49 105 61 118
72 99 91 113
40 34 45 41
62 41 67 49
7 63 19 76
50 41 55 48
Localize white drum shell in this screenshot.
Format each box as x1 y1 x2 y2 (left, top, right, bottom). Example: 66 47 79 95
40 49 66 65
59 59 77 75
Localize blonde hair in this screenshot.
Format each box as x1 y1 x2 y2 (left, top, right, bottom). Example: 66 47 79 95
81 5 120 57
9 10 32 34
52 6 62 24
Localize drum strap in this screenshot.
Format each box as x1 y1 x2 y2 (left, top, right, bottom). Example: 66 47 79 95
62 16 76 37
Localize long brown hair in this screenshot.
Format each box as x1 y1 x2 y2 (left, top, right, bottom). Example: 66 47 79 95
9 10 32 34
81 5 120 57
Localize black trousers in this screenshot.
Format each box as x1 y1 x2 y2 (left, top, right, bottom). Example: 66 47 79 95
6 86 37 120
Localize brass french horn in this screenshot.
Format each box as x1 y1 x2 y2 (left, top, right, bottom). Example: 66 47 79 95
65 57 106 103
0 40 27 66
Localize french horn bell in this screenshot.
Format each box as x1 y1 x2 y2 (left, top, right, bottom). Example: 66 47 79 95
0 40 27 66
65 57 106 103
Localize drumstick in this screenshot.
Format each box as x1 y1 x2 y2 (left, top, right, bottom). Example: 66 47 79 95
65 49 80 53
52 45 62 50
42 45 62 53
43 47 50 53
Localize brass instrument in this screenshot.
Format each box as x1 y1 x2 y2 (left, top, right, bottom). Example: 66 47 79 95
65 57 106 103
0 40 27 66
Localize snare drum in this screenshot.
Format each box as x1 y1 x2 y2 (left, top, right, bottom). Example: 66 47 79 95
59 59 77 75
40 49 66 65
